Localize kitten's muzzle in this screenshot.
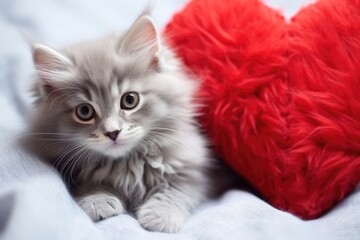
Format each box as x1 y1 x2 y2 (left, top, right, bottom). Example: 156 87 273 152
104 130 121 141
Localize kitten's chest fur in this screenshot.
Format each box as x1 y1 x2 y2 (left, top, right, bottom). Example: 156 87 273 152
75 149 172 210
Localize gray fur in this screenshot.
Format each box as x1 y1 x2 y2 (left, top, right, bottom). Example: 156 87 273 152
27 13 211 233
0 192 15 233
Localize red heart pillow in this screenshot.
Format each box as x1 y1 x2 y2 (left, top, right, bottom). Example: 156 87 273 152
165 0 360 219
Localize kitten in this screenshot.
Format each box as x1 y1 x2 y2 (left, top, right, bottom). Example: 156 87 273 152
27 13 212 233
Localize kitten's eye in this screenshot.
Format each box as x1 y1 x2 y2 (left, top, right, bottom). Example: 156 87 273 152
75 103 95 121
121 92 139 110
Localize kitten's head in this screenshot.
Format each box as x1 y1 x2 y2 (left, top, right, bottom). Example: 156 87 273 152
30 14 197 158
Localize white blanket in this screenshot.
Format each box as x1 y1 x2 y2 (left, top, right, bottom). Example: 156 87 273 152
0 0 359 239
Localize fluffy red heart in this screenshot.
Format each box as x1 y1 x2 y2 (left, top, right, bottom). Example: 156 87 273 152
165 0 360 219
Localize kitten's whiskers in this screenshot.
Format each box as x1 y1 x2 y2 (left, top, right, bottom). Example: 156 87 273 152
54 143 85 172
65 147 89 186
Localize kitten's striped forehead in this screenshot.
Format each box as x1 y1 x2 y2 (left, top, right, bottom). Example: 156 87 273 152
65 39 151 114
76 67 148 119
81 77 118 114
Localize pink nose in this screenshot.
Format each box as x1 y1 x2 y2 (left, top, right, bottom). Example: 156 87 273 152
104 130 121 141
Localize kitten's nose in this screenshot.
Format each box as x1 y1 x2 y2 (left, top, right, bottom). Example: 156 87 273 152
104 130 121 141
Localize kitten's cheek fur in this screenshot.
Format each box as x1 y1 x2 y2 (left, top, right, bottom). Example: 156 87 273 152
78 193 125 221
136 198 186 233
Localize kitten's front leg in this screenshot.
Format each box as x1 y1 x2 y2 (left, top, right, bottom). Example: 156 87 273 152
137 185 203 233
78 191 125 221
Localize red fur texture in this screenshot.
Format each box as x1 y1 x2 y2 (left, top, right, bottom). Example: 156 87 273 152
165 0 360 219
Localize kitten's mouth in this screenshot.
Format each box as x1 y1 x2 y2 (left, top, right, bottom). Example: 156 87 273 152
97 138 137 158
108 141 120 148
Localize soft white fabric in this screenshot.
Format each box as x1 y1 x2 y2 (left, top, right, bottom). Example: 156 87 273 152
0 0 359 239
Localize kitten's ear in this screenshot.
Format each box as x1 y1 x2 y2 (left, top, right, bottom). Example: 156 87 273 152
119 15 160 69
31 43 74 96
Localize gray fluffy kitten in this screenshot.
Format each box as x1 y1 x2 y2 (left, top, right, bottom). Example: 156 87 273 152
28 13 211 233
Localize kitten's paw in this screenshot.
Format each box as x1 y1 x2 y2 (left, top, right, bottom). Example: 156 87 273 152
137 200 185 233
78 193 124 221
